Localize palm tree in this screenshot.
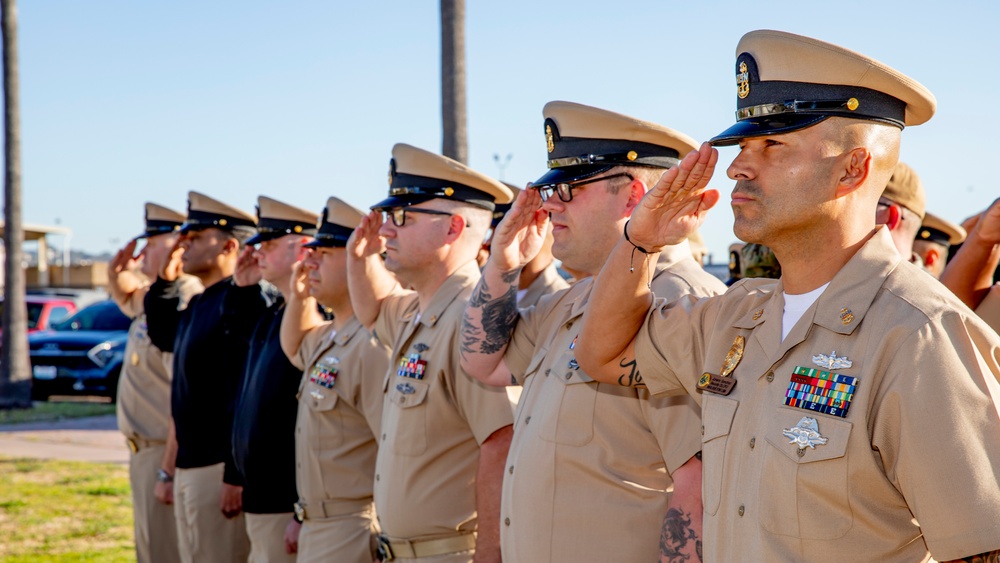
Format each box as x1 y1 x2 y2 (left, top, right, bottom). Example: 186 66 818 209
0 0 31 408
440 0 467 164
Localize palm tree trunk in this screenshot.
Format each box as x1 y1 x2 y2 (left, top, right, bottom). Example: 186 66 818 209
440 0 467 164
0 0 31 408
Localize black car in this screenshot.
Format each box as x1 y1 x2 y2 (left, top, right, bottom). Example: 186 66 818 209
29 300 132 401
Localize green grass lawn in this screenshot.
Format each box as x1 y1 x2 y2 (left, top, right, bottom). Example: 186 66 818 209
0 401 116 425
0 457 135 562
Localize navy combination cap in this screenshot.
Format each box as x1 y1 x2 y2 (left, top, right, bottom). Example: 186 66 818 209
246 196 319 245
372 143 512 212
180 191 257 234
534 101 699 188
304 197 365 248
711 30 937 146
917 212 967 246
132 202 185 242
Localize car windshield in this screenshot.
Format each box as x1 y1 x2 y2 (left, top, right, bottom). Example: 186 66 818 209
49 302 131 332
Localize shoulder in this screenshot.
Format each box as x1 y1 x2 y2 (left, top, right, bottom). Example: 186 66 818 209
652 258 728 301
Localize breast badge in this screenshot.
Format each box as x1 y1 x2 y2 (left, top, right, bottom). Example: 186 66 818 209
414 343 430 353
812 350 852 370
782 416 828 452
697 336 744 395
395 382 415 395
785 365 857 418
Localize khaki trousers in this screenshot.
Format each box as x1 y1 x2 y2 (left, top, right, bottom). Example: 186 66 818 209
297 506 378 563
128 443 181 563
245 512 296 563
393 550 473 563
173 463 251 563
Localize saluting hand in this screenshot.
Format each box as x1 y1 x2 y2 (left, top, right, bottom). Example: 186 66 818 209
233 246 262 287
109 240 141 291
289 259 310 301
490 186 548 273
347 211 386 260
974 198 1000 245
626 142 721 251
160 240 185 282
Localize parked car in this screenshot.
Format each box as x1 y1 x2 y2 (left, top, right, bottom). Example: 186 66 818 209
29 300 131 401
0 295 77 336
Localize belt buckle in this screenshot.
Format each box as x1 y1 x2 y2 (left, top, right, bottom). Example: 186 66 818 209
376 534 395 561
126 438 139 454
293 501 307 523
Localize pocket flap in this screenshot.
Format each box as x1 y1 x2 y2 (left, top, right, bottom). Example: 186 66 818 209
306 388 339 412
389 379 429 409
765 407 851 463
702 395 739 442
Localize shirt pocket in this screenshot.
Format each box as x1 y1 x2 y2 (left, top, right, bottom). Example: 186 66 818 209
388 378 431 456
536 361 596 447
304 384 343 450
760 407 853 539
701 394 739 516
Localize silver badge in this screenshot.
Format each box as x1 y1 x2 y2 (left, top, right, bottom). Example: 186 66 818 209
812 350 852 370
782 417 828 450
414 343 430 353
321 355 340 365
310 390 325 400
396 382 415 395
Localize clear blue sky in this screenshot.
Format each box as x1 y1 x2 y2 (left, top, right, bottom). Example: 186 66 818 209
13 0 1000 261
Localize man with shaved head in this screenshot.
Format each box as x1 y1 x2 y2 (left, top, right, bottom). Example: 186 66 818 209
575 30 1000 561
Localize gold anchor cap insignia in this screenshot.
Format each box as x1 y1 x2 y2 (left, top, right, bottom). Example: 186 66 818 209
545 125 555 153
737 61 750 99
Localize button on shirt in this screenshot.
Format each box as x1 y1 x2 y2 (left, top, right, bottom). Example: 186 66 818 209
290 316 389 515
500 245 725 562
232 299 303 514
634 228 1000 561
372 260 515 540
146 276 269 485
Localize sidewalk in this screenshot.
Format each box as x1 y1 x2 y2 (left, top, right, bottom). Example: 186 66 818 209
0 414 129 464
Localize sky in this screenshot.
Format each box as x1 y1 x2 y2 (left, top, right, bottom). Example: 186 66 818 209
11 0 1000 262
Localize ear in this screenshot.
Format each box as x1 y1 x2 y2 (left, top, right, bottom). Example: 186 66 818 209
444 214 466 244
623 177 646 216
222 237 240 256
923 246 941 267
835 147 871 198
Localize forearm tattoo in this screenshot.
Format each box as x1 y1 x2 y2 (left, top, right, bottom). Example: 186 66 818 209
617 356 644 387
461 269 520 356
659 508 702 563
954 550 1000 563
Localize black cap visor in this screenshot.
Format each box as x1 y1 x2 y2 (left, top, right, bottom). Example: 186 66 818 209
370 194 437 211
531 164 614 189
710 115 829 146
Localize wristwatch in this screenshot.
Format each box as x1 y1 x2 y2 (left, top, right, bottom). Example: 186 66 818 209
156 469 174 483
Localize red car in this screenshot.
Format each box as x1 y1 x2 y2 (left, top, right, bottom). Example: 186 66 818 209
0 296 78 334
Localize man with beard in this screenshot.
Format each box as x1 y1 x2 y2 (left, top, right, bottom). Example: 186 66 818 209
575 30 1000 561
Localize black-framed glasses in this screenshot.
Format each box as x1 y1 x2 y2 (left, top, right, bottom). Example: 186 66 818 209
535 173 634 203
383 207 453 227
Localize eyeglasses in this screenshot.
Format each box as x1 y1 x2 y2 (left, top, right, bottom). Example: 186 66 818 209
383 206 453 227
535 173 634 203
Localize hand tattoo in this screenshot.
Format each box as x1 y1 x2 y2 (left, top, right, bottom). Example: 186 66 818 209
953 550 1000 563
660 508 702 562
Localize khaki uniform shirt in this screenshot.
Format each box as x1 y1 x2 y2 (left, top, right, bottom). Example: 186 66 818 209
975 283 1000 334
373 260 515 540
518 262 570 309
116 276 202 442
500 245 725 562
291 316 390 514
634 228 1000 561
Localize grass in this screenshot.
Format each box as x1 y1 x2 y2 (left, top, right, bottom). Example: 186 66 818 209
0 400 116 425
0 457 135 562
